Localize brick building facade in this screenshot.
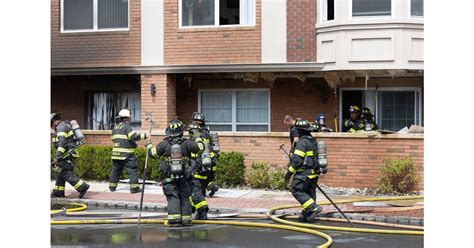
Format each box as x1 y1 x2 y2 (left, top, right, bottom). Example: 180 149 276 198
51 0 424 189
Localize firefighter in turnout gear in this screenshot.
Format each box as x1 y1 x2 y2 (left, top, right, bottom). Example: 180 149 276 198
146 118 205 226
51 112 90 198
284 119 324 223
109 109 149 193
343 105 362 132
191 112 221 199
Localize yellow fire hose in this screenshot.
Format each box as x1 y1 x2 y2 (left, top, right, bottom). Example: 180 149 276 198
51 195 424 247
267 196 424 236
51 202 88 214
51 218 333 247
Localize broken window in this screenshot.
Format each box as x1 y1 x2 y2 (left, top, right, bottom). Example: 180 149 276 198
87 92 140 130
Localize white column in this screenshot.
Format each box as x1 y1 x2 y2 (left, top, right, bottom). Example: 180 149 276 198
141 0 164 66
261 0 287 63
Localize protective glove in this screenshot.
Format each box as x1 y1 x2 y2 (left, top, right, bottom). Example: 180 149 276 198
319 167 328 174
145 140 153 150
284 171 292 184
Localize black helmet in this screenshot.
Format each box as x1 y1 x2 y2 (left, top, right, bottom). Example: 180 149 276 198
361 107 372 116
192 112 206 123
295 119 314 131
187 121 201 131
165 118 185 137
50 112 62 124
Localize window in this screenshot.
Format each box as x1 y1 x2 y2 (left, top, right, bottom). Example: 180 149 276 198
352 0 391 17
180 0 255 27
62 0 129 32
411 0 423 17
322 0 335 22
199 89 270 132
340 88 422 131
87 92 140 130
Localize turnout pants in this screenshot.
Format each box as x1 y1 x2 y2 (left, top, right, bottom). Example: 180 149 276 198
290 173 319 216
162 177 193 223
109 155 139 192
52 159 87 196
190 178 208 213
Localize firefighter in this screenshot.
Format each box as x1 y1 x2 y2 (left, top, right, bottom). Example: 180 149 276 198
145 118 205 226
284 119 324 223
342 105 362 132
109 109 149 193
314 113 332 132
51 112 90 198
360 107 378 131
283 115 299 147
191 112 220 199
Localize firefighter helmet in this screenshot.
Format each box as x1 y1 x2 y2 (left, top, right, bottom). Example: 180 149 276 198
349 105 360 113
362 107 372 116
295 119 314 131
50 112 62 122
192 112 206 123
118 109 131 118
166 118 185 137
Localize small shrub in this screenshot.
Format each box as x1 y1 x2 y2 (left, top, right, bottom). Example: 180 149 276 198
269 168 287 190
377 156 418 194
247 162 270 188
215 152 246 187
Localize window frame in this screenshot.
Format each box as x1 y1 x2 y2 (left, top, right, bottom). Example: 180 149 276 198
349 0 394 20
339 87 422 131
198 88 271 132
60 0 130 33
320 0 337 23
409 0 424 18
178 0 256 29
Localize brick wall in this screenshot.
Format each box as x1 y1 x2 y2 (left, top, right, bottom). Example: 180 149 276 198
287 0 317 62
164 0 261 64
51 0 141 68
51 75 140 127
141 74 176 130
82 131 424 190
175 76 338 131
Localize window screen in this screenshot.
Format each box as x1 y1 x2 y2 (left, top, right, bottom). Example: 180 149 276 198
201 91 233 131
378 91 416 131
63 0 94 30
236 91 268 131
98 0 129 29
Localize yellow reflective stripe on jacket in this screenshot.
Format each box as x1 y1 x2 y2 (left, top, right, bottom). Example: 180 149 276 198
212 166 217 171
302 198 315 209
57 131 74 138
111 156 127 160
294 149 305 157
191 153 199 158
127 131 137 139
289 166 296 173
140 133 146 140
112 134 128 140
112 148 135 153
195 201 208 210
194 174 207 180
57 147 66 153
189 197 195 207
210 152 215 158
308 174 318 179
73 180 84 190
151 147 157 157
305 151 313 156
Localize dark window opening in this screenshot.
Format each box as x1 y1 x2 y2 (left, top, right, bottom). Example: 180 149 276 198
327 0 334 21
220 0 240 25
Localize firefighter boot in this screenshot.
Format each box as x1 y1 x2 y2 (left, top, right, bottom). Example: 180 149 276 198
306 205 323 223
297 210 308 223
51 192 65 198
130 187 142 194
78 184 90 199
194 206 209 220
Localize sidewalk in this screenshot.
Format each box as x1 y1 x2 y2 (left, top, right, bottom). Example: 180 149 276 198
52 181 424 223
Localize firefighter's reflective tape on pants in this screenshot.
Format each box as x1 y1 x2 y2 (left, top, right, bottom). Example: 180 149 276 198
168 214 181 220
57 147 66 153
112 148 135 153
111 156 127 160
302 198 315 209
73 180 84 190
53 185 65 191
182 215 192 220
195 201 208 210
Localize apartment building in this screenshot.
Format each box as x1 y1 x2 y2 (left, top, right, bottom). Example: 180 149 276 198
51 0 424 189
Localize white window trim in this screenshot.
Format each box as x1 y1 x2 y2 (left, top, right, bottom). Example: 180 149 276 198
349 0 394 20
338 87 422 131
320 0 337 23
178 0 256 29
60 0 130 33
408 0 424 18
197 88 271 132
